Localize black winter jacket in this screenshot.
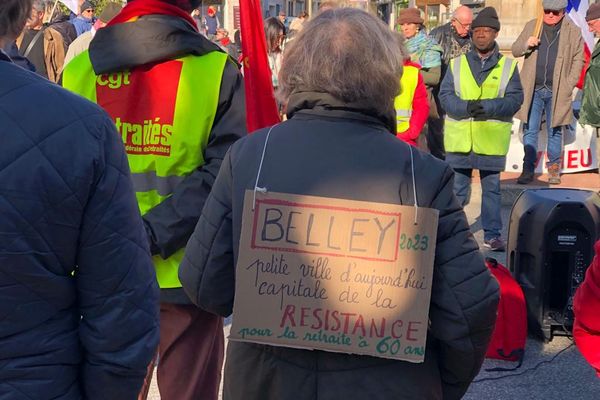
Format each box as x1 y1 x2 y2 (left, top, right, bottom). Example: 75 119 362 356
179 92 500 400
430 22 472 66
581 42 600 127
0 54 159 399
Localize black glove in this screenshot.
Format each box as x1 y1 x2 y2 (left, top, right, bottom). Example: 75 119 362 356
467 100 486 118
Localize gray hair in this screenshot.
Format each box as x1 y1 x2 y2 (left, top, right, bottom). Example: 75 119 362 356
278 8 407 114
0 0 33 40
31 0 47 12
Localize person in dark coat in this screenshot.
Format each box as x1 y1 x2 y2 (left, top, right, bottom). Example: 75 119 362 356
0 1 160 399
16 0 67 82
2 41 36 71
439 7 524 252
511 0 584 185
49 10 78 48
428 5 473 160
62 0 247 399
180 8 500 400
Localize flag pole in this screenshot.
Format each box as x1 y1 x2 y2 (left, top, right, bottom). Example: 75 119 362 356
533 0 544 39
48 0 60 23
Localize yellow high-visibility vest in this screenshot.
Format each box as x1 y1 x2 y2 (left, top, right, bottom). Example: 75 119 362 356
444 54 517 156
63 50 228 289
394 64 419 134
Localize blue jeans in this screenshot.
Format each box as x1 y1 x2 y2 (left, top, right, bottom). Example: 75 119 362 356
522 87 564 169
454 169 501 241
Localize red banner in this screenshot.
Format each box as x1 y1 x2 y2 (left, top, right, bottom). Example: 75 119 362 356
240 0 281 132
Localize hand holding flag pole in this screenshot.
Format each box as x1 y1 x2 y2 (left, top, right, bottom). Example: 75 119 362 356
533 0 544 39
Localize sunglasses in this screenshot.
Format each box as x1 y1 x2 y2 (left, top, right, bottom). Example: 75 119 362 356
543 9 563 16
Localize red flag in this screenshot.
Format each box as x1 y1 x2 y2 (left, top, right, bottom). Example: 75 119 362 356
239 0 281 132
576 46 591 89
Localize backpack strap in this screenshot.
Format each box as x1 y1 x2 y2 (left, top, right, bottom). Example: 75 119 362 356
23 28 45 59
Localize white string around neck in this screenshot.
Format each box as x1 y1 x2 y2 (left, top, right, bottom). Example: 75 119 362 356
252 124 277 210
409 145 419 225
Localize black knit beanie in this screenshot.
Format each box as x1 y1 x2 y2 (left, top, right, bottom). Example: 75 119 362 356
471 7 501 31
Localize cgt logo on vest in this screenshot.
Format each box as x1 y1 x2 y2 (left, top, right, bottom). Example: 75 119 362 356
97 72 131 89
96 62 184 157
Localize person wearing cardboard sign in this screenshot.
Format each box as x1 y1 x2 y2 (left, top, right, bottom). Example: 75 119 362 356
180 8 499 400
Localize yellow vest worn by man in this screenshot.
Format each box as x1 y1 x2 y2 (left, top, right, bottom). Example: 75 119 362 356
444 54 517 156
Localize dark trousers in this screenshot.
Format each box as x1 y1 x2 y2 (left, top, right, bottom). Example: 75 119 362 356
426 115 446 160
453 168 502 241
139 303 224 400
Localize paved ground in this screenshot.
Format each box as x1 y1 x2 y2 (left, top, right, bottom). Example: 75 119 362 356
462 173 600 400
500 171 600 190
149 170 600 399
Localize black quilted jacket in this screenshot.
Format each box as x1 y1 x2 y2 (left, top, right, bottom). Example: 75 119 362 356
0 54 159 399
179 92 500 400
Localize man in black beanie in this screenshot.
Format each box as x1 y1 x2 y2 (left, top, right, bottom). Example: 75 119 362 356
512 0 584 185
439 6 524 252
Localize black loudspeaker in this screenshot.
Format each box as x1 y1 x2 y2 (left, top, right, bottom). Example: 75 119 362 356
507 189 600 341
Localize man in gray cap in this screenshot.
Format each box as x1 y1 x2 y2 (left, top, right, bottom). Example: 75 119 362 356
580 2 600 172
73 0 96 37
63 2 122 66
512 0 584 185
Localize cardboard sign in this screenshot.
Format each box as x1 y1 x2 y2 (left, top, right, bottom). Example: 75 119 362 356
229 191 439 363
506 120 598 173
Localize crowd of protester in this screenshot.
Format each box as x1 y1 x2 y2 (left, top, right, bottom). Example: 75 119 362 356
1 0 599 399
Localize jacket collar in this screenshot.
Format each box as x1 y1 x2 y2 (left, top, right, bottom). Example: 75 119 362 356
286 89 396 134
0 48 12 63
466 42 502 70
452 24 471 42
593 40 600 58
89 14 223 74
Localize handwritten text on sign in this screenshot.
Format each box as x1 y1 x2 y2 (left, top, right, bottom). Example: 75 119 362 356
230 191 439 362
